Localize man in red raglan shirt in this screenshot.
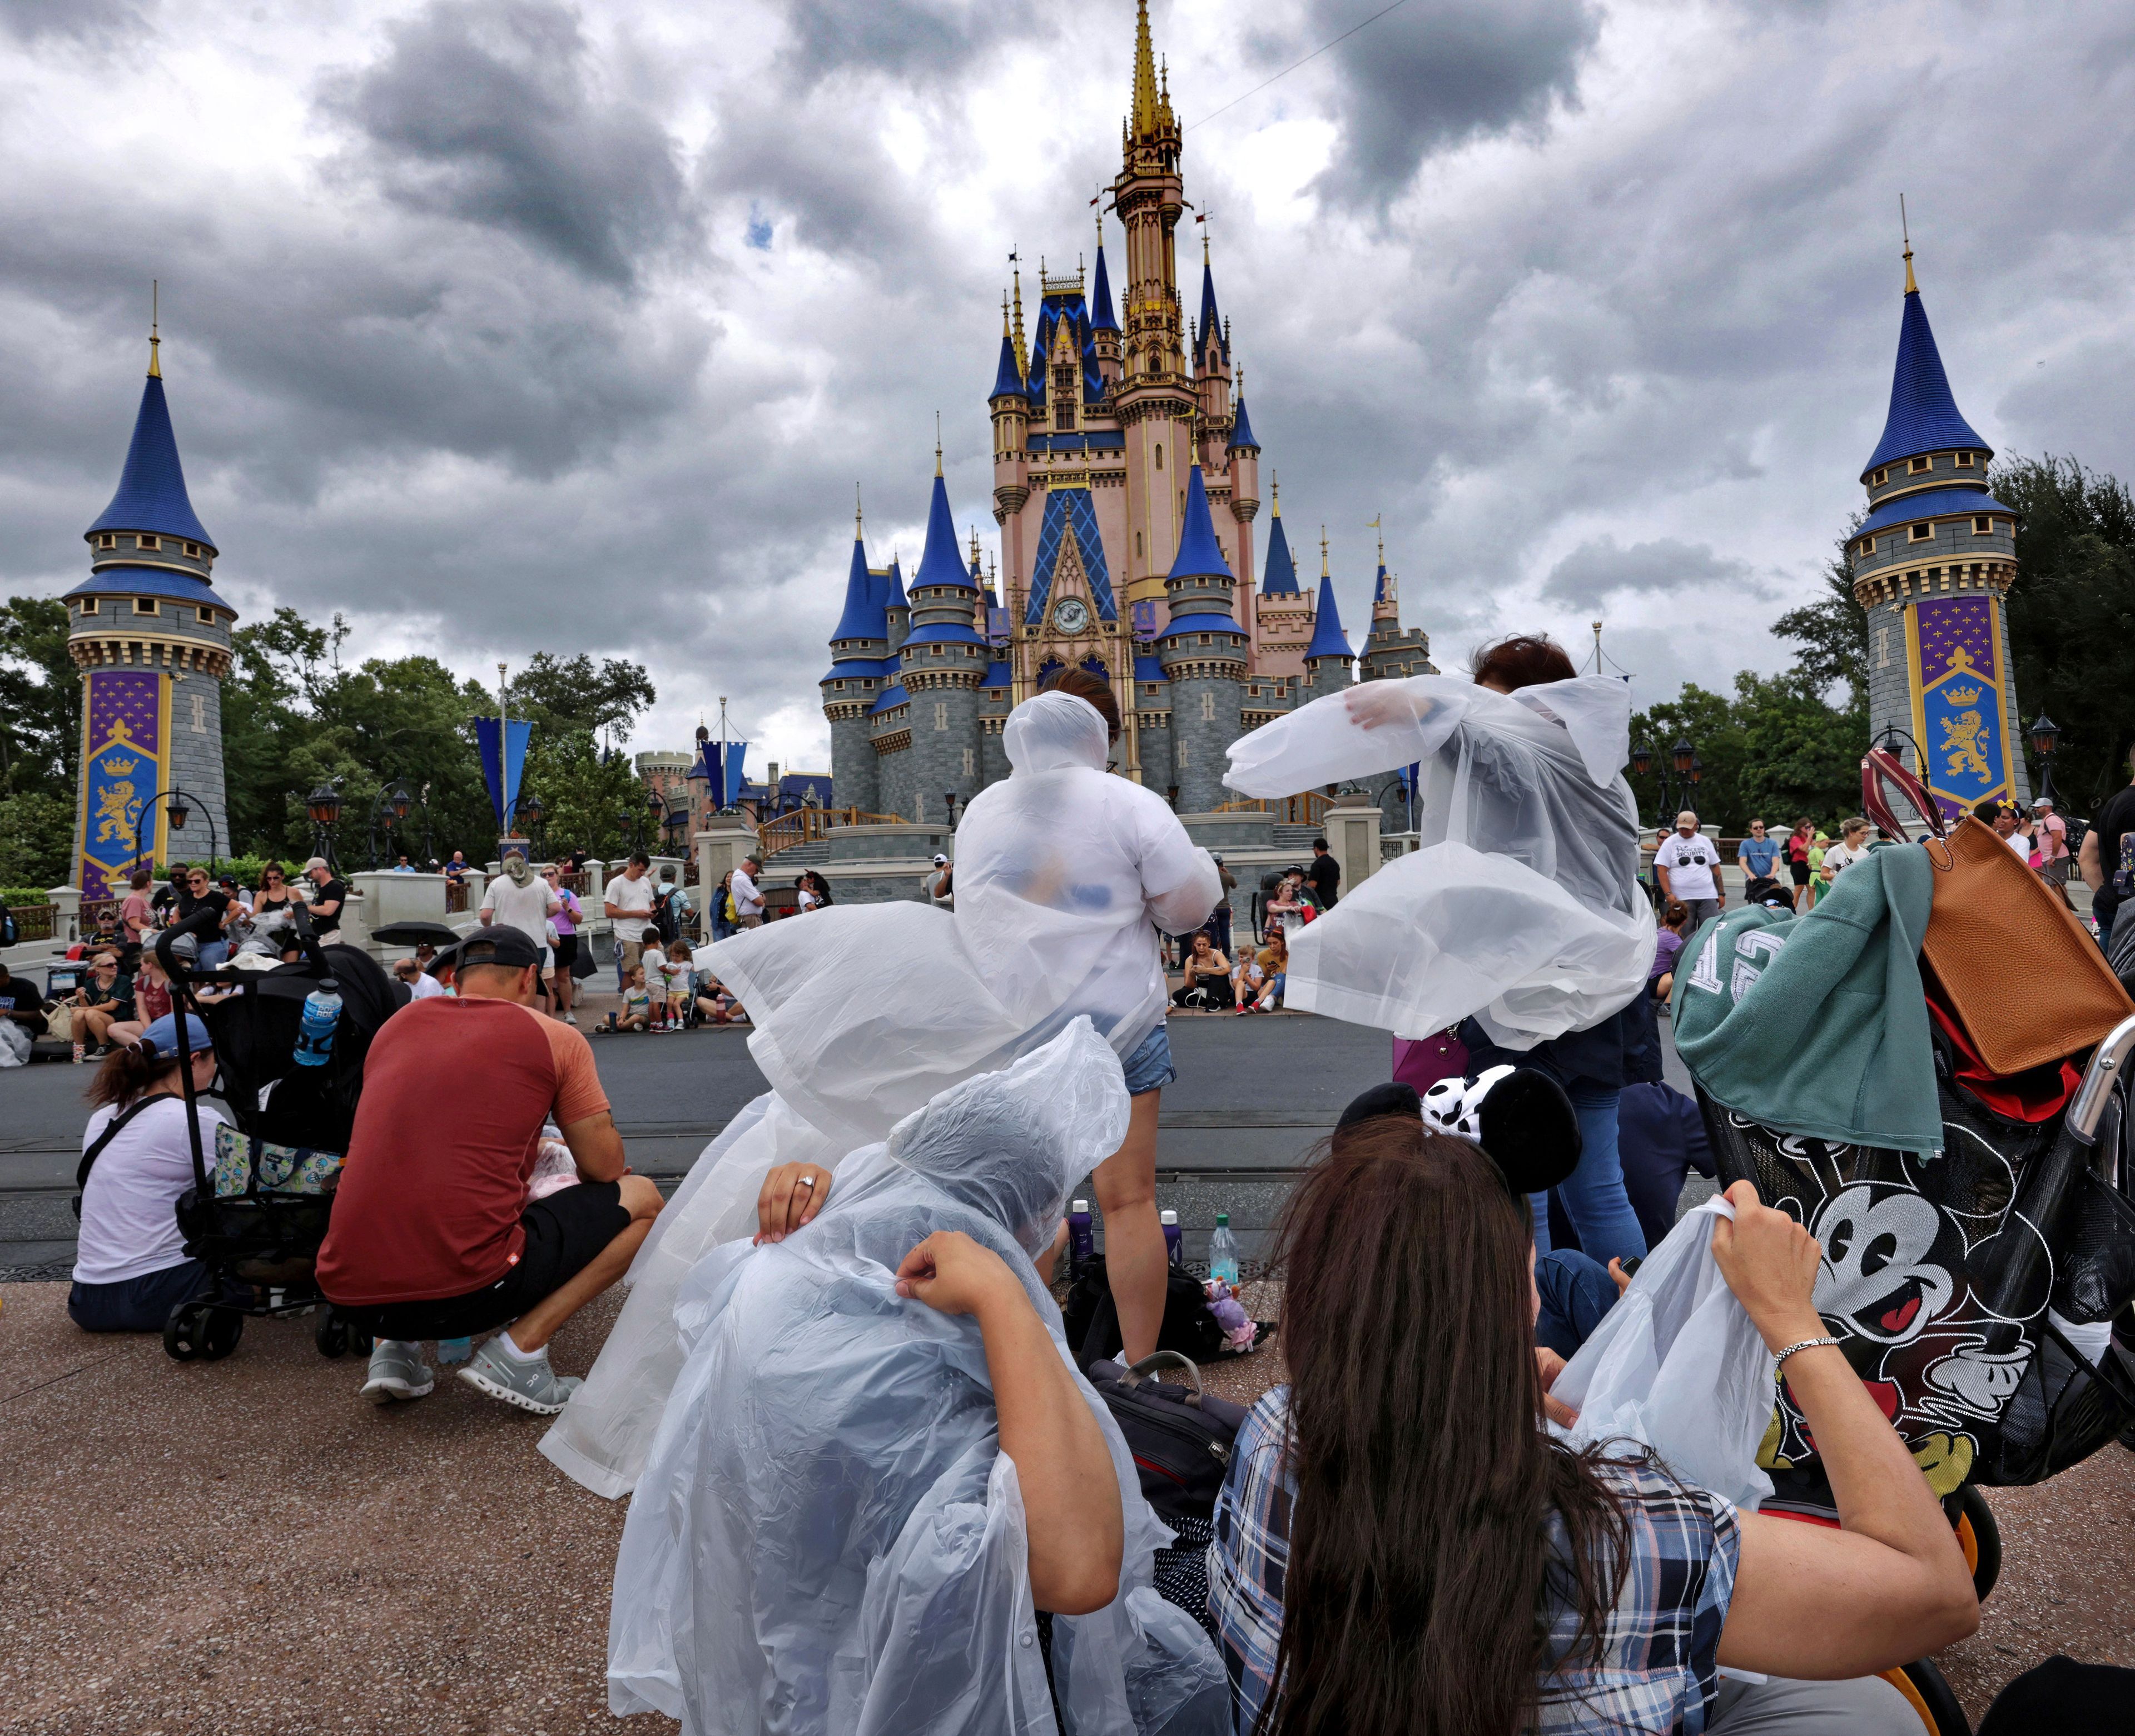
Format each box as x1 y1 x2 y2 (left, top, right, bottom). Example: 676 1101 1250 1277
318 926 662 1413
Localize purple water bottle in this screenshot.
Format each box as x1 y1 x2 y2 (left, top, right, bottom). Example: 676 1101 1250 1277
1068 1198 1094 1274
1160 1208 1183 1267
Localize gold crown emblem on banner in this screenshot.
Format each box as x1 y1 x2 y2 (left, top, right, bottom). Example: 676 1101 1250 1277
1945 685 1982 705
100 754 141 777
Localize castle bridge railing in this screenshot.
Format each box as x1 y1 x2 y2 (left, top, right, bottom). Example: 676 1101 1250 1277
1210 792 1335 827
757 807 906 860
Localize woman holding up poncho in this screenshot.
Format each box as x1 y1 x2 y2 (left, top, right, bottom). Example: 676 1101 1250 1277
1223 634 1654 1262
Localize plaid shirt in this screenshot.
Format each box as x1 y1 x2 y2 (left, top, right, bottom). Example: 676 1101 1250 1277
1209 1387 1741 1735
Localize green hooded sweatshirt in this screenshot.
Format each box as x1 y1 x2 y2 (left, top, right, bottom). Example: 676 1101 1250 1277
1669 843 1939 1153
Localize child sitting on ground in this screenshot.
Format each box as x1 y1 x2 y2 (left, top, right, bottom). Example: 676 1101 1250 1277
693 970 747 1026
617 964 653 1032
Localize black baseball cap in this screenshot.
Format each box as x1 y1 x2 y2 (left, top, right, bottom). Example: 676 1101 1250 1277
450 926 543 972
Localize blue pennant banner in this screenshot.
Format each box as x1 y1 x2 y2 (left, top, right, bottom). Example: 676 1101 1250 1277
473 717 533 829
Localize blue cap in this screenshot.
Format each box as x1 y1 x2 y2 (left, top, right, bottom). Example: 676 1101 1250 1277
140 1012 213 1058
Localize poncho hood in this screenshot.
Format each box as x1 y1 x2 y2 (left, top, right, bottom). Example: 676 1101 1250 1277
1005 690 1110 774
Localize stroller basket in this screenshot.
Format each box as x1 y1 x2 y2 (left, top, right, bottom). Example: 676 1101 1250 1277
1700 1038 2135 1494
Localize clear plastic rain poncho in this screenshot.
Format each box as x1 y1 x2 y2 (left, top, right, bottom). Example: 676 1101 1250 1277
1222 674 1655 1047
605 1021 1229 1736
539 692 1219 1498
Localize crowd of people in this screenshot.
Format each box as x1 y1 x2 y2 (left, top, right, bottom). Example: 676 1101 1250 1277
54 640 2135 1735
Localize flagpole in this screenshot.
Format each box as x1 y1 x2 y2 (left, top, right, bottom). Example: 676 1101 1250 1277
497 661 510 835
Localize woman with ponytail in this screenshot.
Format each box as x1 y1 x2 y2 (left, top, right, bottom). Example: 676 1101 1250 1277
1210 1107 1975 1736
68 1013 226 1333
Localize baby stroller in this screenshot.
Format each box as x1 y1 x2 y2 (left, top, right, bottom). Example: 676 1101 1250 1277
153 906 408 1362
1685 758 2135 1734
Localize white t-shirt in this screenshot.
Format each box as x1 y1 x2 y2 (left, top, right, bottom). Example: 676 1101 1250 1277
482 874 559 958
75 1095 230 1284
608 873 657 924
1822 840 1870 877
1655 832 1720 901
2005 830 2030 859
730 869 764 917
406 971 447 1000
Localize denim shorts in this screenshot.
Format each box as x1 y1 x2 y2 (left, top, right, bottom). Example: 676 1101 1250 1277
1120 1021 1176 1096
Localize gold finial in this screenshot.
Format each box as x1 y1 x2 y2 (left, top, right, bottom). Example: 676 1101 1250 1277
148 278 161 377
1270 472 1280 516
1095 207 1104 251
1368 515 1383 565
1900 193 1916 294
935 411 943 476
1011 261 1026 376
1001 292 1010 337
1129 0 1159 142
855 483 864 538
1319 527 1330 576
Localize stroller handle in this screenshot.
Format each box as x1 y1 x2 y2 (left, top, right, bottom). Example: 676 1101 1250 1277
2068 1013 2135 1147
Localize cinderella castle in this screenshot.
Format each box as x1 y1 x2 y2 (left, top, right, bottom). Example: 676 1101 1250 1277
820 1 1434 825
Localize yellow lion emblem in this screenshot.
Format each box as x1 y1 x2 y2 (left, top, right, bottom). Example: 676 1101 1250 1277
93 779 139 845
1940 710 1992 782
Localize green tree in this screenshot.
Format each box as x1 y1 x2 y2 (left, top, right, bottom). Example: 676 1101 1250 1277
1993 454 2135 809
520 727 657 862
507 653 657 748
0 789 75 890
0 596 78 797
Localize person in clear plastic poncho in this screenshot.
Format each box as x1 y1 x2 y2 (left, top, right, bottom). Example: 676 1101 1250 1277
1223 635 1656 1262
539 687 1218 1498
606 1019 1229 1736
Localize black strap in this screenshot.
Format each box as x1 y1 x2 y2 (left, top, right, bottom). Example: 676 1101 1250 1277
71 1095 165 1219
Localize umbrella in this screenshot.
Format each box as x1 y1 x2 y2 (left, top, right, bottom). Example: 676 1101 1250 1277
370 920 466 949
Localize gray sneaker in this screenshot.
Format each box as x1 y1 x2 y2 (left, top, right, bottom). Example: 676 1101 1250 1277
361 1339 435 1404
456 1337 583 1415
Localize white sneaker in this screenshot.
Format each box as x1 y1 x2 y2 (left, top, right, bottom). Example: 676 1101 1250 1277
456 1337 582 1415
563 1012 580 1025
361 1340 435 1404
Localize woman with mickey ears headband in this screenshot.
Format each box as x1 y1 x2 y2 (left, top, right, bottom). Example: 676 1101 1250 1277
1224 633 1655 1267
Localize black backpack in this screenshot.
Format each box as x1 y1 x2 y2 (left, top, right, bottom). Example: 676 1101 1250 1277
1060 1253 1229 1367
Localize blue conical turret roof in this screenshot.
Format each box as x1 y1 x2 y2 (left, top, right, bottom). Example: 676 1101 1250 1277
1261 509 1299 595
1091 241 1118 332
1198 253 1222 359
831 534 887 643
913 469 978 591
1373 563 1391 606
1305 571 1353 661
992 325 1024 399
87 370 215 548
1228 396 1259 452
883 553 908 610
1168 465 1233 581
1863 283 1988 479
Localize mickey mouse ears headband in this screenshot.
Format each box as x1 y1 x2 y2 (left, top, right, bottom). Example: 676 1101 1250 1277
1336 1067 1583 1200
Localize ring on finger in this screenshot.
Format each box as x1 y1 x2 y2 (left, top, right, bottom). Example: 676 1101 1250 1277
798 1175 816 1188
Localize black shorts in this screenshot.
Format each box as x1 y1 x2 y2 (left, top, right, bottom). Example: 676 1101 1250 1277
553 934 579 968
1789 862 1810 886
347 1181 631 1341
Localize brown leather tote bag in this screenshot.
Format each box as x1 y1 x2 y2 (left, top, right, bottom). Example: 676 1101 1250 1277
1861 748 2132 1075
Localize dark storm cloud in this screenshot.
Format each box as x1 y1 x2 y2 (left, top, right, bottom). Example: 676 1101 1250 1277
773 0 1051 88
1308 0 1600 211
319 0 694 287
0 0 143 43
1542 537 1754 609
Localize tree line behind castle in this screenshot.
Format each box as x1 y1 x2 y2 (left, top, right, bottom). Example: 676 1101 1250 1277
3 450 2129 897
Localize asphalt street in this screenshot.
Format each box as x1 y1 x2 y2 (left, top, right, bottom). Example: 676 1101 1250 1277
1 1010 1696 1277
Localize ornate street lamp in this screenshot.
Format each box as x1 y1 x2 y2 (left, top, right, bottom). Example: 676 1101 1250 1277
166 793 190 833
2028 713 2061 805
305 779 344 871
1630 740 1653 779
1671 737 1695 778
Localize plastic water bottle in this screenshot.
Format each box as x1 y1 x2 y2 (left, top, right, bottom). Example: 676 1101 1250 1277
1208 1213 1240 1287
1160 1208 1183 1267
436 1336 473 1365
294 984 342 1068
1068 1199 1094 1274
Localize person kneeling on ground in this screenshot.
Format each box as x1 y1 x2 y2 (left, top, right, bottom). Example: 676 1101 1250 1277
1212 1110 1977 1736
69 1015 225 1331
316 926 662 1414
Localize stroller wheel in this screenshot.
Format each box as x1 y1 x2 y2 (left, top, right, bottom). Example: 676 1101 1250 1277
1881 1657 1970 1735
164 1300 209 1361
1950 1483 2001 1602
198 1307 244 1361
316 1312 350 1359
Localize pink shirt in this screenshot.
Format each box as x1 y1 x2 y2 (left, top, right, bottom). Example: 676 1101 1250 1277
120 893 154 941
2035 814 2068 864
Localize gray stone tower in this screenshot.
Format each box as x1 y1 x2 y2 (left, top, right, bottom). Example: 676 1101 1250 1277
67 319 235 898
820 496 890 816
1156 462 1247 812
1849 242 2025 819
1357 531 1434 824
891 455 988 825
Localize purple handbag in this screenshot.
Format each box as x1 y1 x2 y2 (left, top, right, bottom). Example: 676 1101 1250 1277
1392 1028 1469 1094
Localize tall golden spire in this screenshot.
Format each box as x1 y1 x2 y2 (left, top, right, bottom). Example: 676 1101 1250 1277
1270 471 1281 516
1011 262 1026 374
1900 193 1916 294
935 411 944 476
1319 528 1330 576
1129 0 1159 141
148 278 161 378
855 483 864 538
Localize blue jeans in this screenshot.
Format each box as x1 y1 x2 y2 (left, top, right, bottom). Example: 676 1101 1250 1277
1530 1082 1647 1266
195 938 229 971
1534 1249 1619 1359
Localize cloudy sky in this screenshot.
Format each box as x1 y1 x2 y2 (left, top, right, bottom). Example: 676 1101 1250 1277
3 0 2131 774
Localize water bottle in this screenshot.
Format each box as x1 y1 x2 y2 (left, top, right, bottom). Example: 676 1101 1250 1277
436 1336 473 1365
294 983 343 1068
1160 1208 1183 1267
1068 1199 1094 1274
1208 1213 1240 1287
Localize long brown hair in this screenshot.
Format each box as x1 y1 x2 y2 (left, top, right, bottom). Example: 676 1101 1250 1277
1259 1117 1630 1736
86 1039 196 1111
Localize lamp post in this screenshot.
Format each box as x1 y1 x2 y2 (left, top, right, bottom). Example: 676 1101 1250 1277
129 785 220 882
2027 713 2060 808
305 779 344 872
662 803 689 852
366 779 415 870
944 789 961 829
1629 734 1699 828
518 791 546 859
